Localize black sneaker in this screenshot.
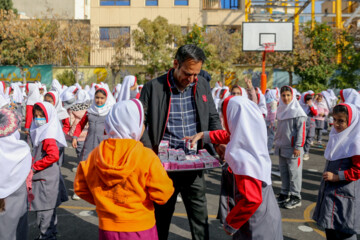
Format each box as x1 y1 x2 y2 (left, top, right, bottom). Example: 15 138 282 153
284 195 301 209
277 194 290 204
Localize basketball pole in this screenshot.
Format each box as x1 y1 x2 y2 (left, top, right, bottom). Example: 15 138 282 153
261 51 267 94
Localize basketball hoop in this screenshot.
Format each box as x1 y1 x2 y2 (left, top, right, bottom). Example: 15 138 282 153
263 43 276 52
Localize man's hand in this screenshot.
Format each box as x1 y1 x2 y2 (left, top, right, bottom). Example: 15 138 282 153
293 149 300 157
215 144 226 160
183 132 204 148
323 171 339 182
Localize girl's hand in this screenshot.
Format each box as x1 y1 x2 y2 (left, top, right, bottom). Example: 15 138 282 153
293 149 300 157
245 77 253 89
72 138 78 149
323 171 339 182
183 132 204 148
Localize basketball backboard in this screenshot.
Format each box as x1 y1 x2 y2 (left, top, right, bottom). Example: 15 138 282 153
242 22 293 52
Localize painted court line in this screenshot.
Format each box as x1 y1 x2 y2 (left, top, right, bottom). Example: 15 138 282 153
59 204 324 236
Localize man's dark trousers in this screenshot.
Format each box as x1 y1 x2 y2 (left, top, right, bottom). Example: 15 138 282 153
155 170 209 240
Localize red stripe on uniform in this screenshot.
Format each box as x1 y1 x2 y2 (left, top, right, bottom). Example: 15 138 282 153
298 157 301 167
301 121 305 147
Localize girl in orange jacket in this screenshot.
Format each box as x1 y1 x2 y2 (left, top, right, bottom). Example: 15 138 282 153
74 99 174 240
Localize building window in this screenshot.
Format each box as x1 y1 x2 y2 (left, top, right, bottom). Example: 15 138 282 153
203 0 240 9
146 0 158 6
100 27 130 47
100 0 130 6
175 0 188 6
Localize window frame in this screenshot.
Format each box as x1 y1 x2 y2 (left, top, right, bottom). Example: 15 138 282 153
99 26 131 48
100 0 131 6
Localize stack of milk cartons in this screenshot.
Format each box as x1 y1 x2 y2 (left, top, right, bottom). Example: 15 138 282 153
158 141 170 169
199 149 221 168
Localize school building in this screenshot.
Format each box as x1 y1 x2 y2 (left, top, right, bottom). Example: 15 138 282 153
90 0 245 66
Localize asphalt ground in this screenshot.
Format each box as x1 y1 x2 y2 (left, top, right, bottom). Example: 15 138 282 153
26 132 359 240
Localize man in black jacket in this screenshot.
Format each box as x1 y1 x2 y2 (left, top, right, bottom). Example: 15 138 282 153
140 45 222 240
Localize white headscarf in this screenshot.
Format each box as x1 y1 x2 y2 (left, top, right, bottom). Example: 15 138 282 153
0 129 32 198
300 90 317 115
113 83 122 101
324 103 360 161
0 81 6 98
276 86 307 121
84 85 90 92
256 87 267 117
30 102 67 147
10 83 23 104
340 88 360 109
87 88 116 117
105 99 144 141
88 83 98 100
75 89 91 104
117 75 137 102
46 91 69 120
321 91 333 109
26 83 42 106
51 79 63 94
223 96 272 185
0 95 9 108
75 83 82 90
265 89 278 103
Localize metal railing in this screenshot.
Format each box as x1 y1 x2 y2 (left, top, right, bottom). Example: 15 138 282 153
202 0 240 10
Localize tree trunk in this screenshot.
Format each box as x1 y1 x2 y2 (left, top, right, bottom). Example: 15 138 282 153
19 67 26 85
221 70 225 86
288 71 293 86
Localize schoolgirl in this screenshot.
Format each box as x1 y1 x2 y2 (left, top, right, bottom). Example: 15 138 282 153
44 91 71 134
10 83 24 116
117 75 138 102
274 86 307 209
340 88 360 108
300 90 318 161
74 99 174 240
0 109 32 240
112 83 122 101
313 103 360 240
72 88 115 162
67 89 91 171
314 93 329 146
185 95 283 239
29 102 67 240
265 89 279 152
25 83 42 134
255 87 267 118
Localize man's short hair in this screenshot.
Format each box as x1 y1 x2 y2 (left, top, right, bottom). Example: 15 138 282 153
175 44 206 67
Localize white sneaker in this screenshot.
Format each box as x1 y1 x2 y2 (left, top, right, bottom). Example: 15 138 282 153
176 195 183 203
303 154 310 161
72 193 81 200
269 150 275 155
72 167 78 173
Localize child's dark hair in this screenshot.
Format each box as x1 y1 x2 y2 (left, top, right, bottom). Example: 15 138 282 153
44 93 54 101
333 104 349 118
280 86 292 94
32 104 45 117
305 94 313 102
95 89 107 97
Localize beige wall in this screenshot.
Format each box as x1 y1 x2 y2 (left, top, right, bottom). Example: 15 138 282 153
13 0 75 19
90 0 245 65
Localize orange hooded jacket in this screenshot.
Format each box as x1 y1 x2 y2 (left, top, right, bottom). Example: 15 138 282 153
74 138 174 232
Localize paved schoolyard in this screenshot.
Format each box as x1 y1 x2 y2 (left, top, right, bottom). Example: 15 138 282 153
27 132 358 240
